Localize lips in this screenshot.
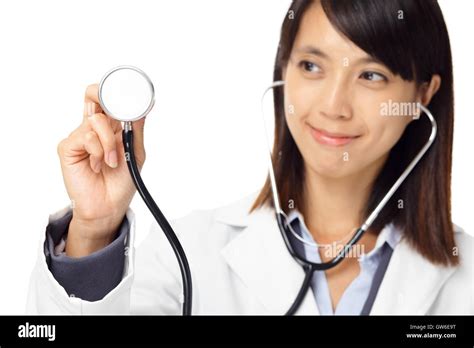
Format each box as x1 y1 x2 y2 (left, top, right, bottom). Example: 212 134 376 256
309 125 361 147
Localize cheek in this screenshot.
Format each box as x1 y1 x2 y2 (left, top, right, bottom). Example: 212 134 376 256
283 81 317 162
283 77 314 120
355 114 411 168
358 91 414 145
335 92 412 169
284 108 351 176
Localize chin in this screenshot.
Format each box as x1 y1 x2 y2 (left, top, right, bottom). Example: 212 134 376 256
305 160 356 180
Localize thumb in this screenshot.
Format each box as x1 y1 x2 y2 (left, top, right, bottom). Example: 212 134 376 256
131 117 146 167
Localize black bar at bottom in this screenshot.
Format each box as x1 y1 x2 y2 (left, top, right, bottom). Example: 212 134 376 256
0 315 472 346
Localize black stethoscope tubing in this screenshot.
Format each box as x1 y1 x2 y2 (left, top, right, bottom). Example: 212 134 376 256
122 123 193 316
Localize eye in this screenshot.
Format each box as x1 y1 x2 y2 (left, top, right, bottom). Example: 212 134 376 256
298 60 322 74
360 71 387 82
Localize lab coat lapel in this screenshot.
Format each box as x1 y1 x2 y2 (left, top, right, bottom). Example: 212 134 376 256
216 194 457 315
370 237 457 314
218 200 319 315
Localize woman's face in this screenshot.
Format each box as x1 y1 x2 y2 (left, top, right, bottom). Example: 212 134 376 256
283 2 423 180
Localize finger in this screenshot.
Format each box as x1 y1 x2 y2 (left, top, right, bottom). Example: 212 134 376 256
108 115 123 133
83 102 122 133
83 84 103 119
84 131 104 173
59 124 89 158
83 84 122 132
87 113 118 168
84 84 101 104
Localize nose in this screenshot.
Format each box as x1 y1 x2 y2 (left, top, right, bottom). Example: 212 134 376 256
317 74 352 121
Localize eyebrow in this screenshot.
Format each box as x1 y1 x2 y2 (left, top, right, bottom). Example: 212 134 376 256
295 45 384 65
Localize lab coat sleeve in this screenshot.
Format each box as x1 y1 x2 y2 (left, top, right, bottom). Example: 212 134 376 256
26 206 187 315
46 211 129 302
26 206 137 314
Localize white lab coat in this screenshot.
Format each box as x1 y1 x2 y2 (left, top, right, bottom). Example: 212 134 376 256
27 192 473 315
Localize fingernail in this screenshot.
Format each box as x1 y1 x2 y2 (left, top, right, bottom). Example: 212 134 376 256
85 102 95 117
108 150 118 168
94 161 102 173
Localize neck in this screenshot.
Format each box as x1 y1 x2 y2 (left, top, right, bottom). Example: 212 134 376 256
302 158 386 244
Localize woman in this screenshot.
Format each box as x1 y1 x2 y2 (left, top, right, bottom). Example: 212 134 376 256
27 0 472 315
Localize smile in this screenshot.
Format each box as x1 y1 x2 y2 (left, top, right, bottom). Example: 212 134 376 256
308 125 361 147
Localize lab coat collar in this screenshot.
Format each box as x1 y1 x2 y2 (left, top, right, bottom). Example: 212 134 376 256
216 193 458 315
286 209 403 252
216 192 319 314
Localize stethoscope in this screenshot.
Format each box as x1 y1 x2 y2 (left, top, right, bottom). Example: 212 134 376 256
98 66 437 316
98 66 192 315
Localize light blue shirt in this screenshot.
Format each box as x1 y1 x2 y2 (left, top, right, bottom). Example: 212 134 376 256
287 210 402 315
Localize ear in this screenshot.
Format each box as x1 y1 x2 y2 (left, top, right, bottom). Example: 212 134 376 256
418 74 441 106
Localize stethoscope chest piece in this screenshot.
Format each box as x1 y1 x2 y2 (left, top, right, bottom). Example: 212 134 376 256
98 65 155 122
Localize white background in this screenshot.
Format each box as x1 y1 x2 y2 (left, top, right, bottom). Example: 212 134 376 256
0 0 472 314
